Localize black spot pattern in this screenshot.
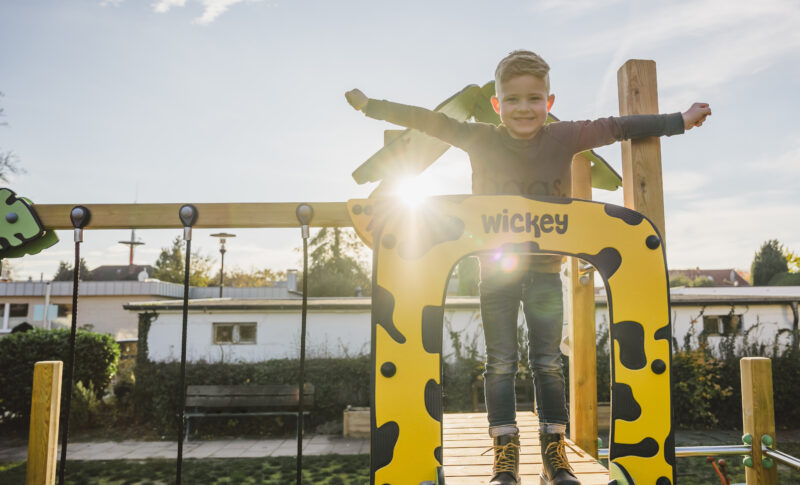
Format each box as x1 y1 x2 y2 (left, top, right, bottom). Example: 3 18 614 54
613 321 647 370
372 421 399 473
611 382 641 422
657 477 672 485
604 204 644 226
373 286 406 344
397 214 465 259
380 362 396 378
651 359 666 374
421 306 444 354
654 324 671 341
646 234 661 249
424 379 442 423
664 431 676 467
499 241 541 255
610 437 659 460
578 247 622 279
434 446 442 465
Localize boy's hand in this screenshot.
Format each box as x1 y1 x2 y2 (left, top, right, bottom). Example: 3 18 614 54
682 102 711 130
345 89 369 111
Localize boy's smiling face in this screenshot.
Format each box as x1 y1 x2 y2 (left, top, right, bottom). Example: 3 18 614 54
492 74 554 140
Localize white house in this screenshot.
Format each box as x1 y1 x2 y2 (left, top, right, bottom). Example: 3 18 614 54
128 286 800 364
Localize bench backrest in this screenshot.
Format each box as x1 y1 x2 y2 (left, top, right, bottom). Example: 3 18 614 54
185 384 314 410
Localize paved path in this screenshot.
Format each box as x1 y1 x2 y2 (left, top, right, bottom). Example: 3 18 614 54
3 429 800 463
0 435 368 462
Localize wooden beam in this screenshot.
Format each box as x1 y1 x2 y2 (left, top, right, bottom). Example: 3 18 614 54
740 357 777 485
34 202 352 230
617 59 667 242
567 154 598 457
26 361 63 485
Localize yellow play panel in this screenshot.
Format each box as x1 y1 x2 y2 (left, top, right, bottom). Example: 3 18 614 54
443 412 609 485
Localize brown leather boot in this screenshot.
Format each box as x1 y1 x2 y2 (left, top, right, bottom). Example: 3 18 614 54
539 432 581 484
485 433 520 485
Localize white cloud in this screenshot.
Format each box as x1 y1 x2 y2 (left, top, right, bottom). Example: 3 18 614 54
576 0 800 113
748 144 800 174
530 0 626 16
194 0 249 24
150 0 263 24
663 170 709 198
100 0 125 6
153 0 187 13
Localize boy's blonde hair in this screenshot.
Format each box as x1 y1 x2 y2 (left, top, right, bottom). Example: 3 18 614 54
495 50 550 92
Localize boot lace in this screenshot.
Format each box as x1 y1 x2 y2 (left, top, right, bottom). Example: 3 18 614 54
544 438 583 472
482 440 520 475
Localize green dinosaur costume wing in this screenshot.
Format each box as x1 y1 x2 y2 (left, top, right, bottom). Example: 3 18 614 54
0 188 59 259
352 81 622 192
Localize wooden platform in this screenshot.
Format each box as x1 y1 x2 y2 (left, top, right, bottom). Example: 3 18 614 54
443 412 609 484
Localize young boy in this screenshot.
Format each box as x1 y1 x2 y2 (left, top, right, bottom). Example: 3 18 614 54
346 50 710 485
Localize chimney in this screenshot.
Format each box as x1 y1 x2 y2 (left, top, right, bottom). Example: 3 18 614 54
287 269 298 292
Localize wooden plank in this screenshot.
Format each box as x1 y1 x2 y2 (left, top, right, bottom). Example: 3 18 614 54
442 412 607 482
34 202 352 230
26 361 63 485
617 59 667 243
741 357 778 485
568 154 599 458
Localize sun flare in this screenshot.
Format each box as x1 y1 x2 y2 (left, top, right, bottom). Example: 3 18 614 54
393 176 439 208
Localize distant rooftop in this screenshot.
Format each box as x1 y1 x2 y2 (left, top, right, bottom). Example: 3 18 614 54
668 268 750 287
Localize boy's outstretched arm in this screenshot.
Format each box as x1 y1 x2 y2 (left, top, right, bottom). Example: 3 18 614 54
682 102 712 130
345 89 369 111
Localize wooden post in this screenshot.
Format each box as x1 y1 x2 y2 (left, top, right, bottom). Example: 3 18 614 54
740 357 777 485
617 59 667 242
567 154 598 457
26 361 63 485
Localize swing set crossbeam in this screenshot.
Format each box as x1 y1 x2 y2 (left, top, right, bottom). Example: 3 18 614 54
34 202 353 230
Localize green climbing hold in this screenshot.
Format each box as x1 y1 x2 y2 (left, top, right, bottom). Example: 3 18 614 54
742 433 753 445
762 457 774 469
761 434 774 447
743 455 754 467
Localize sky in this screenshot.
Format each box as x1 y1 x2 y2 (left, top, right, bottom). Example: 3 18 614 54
1 0 798 282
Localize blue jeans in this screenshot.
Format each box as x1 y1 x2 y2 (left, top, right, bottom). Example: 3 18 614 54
480 269 568 428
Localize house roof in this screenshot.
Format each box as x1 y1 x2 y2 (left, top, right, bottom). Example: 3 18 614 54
124 287 800 312
90 265 154 281
669 268 750 287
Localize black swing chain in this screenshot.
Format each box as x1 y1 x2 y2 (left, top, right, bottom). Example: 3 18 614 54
296 204 313 485
58 206 91 485
175 204 197 485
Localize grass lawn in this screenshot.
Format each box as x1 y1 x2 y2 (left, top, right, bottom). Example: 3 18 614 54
0 455 370 485
3 446 799 484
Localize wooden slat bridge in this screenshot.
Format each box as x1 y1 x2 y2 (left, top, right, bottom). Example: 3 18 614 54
443 412 608 484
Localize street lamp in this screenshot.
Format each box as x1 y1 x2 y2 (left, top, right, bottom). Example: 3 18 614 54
211 232 236 298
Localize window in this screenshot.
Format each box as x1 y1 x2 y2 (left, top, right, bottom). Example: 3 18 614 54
58 304 71 317
213 323 257 344
9 304 29 317
702 314 743 336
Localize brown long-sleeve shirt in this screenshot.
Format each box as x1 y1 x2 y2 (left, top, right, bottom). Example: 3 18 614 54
363 99 685 272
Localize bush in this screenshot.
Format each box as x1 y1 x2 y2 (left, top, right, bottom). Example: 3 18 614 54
0 328 119 423
133 357 371 438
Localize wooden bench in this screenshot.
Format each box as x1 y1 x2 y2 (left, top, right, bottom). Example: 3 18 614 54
184 384 314 441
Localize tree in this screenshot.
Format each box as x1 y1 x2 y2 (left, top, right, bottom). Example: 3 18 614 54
305 227 371 297
153 236 213 286
213 266 286 287
456 257 480 296
53 258 91 281
0 92 25 183
785 248 800 274
751 239 788 286
669 274 692 288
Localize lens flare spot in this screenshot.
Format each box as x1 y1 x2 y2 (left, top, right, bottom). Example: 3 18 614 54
500 254 519 273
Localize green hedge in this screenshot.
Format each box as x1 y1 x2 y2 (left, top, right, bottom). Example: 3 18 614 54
0 328 119 422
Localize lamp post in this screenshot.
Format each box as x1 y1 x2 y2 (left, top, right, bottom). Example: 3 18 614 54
211 232 236 298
